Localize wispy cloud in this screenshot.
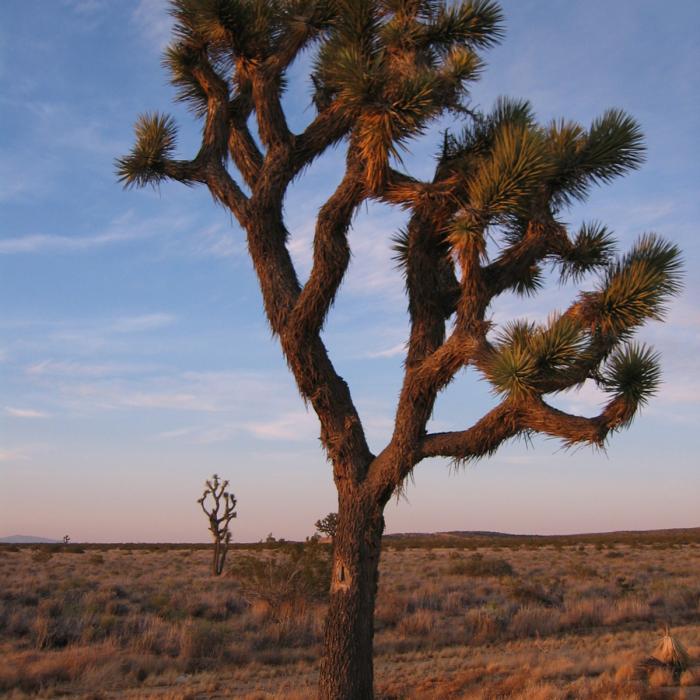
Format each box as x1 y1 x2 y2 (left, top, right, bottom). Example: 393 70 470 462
27 360 158 378
0 230 138 254
244 411 317 442
191 225 244 259
132 0 172 51
111 313 176 333
0 210 188 255
365 343 406 359
4 407 48 419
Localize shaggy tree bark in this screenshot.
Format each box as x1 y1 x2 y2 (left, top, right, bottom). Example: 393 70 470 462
118 2 681 698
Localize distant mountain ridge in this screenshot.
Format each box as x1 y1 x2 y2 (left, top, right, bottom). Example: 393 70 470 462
383 526 700 542
0 535 59 544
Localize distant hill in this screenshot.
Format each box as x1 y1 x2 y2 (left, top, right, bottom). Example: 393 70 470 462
0 535 59 544
382 527 700 548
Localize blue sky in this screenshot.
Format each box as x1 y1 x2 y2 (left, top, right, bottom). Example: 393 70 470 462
1 0 698 542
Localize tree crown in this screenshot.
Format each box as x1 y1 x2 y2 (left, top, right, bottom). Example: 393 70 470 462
118 0 681 494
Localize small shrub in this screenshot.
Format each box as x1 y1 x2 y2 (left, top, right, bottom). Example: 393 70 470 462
88 554 105 565
235 541 331 619
179 620 229 670
397 609 435 637
509 605 561 638
463 607 503 644
31 550 53 563
508 580 563 607
562 599 605 628
603 598 652 625
447 553 514 577
65 545 86 554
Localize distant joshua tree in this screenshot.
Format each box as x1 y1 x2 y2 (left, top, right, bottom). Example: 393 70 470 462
315 513 338 541
198 474 237 576
119 2 682 696
62 535 70 545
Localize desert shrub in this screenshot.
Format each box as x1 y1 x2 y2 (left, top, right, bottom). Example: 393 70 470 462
65 545 86 554
602 598 653 625
508 580 563 607
375 593 404 629
31 550 53 563
88 553 105 565
109 584 128 599
134 616 180 656
33 600 86 649
405 587 443 612
397 609 436 637
443 590 476 613
235 541 331 619
561 599 605 628
463 607 504 644
447 553 514 577
509 605 561 638
106 601 130 616
570 562 599 578
664 586 700 614
179 619 230 670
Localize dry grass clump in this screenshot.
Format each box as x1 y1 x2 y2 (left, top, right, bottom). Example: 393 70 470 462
652 628 690 670
1 541 699 697
509 605 561 638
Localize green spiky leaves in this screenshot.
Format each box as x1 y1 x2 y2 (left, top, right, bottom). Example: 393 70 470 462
600 343 661 425
163 42 209 118
546 109 645 209
462 123 551 228
591 233 682 337
485 315 590 399
116 113 178 188
485 342 538 400
558 222 617 283
420 0 505 51
312 0 504 190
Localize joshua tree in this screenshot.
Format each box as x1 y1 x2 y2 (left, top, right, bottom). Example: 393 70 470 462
62 535 70 545
315 512 338 541
118 2 681 696
198 474 237 576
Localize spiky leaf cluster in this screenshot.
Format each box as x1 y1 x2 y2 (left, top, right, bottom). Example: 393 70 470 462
116 113 178 188
590 233 682 337
600 343 661 425
312 0 504 189
557 222 617 283
485 316 590 398
442 101 645 263
545 109 645 209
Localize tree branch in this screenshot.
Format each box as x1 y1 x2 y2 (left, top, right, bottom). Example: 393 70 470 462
420 392 634 462
420 402 520 460
483 217 568 298
292 104 352 175
252 71 292 150
228 83 264 186
288 165 365 338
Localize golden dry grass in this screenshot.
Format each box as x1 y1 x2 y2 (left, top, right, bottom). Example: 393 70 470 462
1 541 699 698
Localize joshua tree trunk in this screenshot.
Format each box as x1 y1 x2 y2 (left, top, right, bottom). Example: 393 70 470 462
319 486 385 700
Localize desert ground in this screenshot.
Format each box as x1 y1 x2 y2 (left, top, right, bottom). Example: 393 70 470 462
1 531 699 699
